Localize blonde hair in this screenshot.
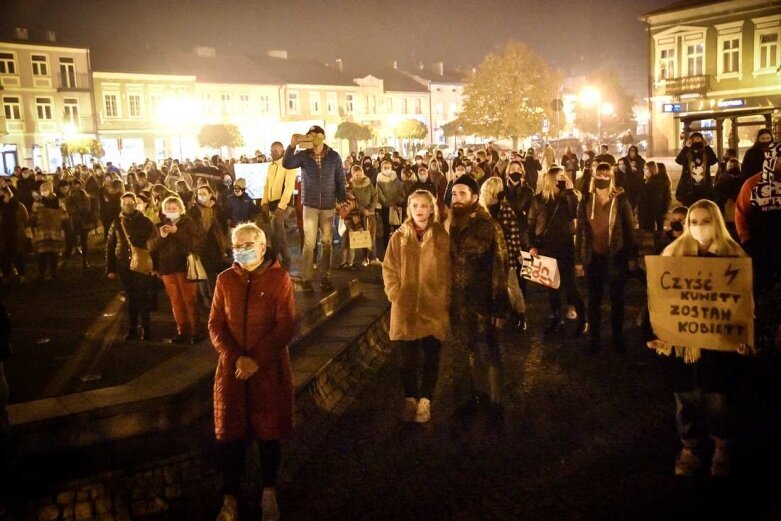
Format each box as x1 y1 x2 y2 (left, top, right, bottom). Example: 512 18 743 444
588 163 615 194
161 195 186 214
663 199 745 258
539 165 564 201
406 189 439 225
231 222 266 245
479 177 504 209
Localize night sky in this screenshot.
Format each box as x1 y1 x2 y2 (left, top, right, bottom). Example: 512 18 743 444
3 0 674 73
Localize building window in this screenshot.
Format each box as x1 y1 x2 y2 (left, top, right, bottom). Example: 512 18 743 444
720 38 740 75
128 94 142 117
758 32 779 70
310 92 321 114
240 94 250 112
149 94 161 118
259 95 270 114
685 43 704 76
449 102 458 117
59 57 76 88
0 53 16 75
221 94 231 115
658 47 676 80
327 92 337 115
435 102 444 115
345 93 354 113
31 54 49 76
401 98 408 114
414 98 422 114
202 94 213 115
104 94 118 118
287 91 299 114
35 97 53 120
2 97 22 120
63 98 79 124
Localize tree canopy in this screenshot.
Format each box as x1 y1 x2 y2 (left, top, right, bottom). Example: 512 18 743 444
335 121 373 142
197 124 245 149
458 42 559 149
394 119 428 140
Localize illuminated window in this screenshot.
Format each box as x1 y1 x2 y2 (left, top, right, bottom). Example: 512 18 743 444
59 57 76 88
287 91 299 113
259 95 270 114
686 43 704 76
221 94 231 115
327 92 337 114
658 47 676 80
240 94 250 112
63 98 79 124
310 92 321 114
759 32 779 69
345 93 354 113
414 98 422 114
35 97 53 120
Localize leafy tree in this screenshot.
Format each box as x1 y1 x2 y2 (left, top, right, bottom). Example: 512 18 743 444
458 42 559 150
335 121 373 153
60 138 104 165
197 124 245 150
574 69 636 141
440 119 464 138
394 119 428 156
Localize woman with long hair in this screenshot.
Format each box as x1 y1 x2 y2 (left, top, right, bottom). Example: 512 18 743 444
383 189 451 424
638 161 672 233
646 199 754 477
527 166 587 335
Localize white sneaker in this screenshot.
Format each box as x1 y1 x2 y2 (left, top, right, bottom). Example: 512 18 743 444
565 305 578 320
261 487 279 521
415 398 431 423
370 258 383 266
401 397 417 422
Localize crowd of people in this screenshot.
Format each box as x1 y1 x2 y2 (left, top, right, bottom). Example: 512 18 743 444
0 125 779 520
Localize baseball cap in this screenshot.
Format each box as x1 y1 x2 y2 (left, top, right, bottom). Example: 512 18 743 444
233 178 246 189
307 125 325 135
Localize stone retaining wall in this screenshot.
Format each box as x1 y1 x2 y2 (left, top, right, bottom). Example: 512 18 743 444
1 311 391 521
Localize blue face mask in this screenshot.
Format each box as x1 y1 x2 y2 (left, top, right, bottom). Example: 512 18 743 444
233 247 259 265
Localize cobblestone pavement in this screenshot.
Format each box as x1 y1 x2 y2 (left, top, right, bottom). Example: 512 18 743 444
278 281 781 521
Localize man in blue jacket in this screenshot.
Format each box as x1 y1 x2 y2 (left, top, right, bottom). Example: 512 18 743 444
284 125 346 293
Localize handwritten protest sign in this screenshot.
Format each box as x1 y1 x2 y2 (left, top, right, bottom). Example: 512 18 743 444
645 256 754 352
518 251 560 289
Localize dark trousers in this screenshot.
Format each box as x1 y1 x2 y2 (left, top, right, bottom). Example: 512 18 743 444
220 439 281 496
379 207 394 259
72 229 89 266
546 242 585 319
118 267 152 331
451 315 503 403
396 336 442 400
37 253 58 278
586 252 628 340
0 252 25 278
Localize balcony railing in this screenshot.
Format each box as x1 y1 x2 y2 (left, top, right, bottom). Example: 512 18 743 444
663 75 711 97
56 72 91 92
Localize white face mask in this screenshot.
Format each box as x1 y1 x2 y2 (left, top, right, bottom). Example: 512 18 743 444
197 195 210 205
164 211 181 221
40 190 51 197
689 224 714 244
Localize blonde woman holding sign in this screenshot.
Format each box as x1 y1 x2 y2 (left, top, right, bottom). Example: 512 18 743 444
382 189 451 424
646 199 754 477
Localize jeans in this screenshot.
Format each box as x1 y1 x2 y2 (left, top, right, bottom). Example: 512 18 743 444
269 207 293 270
675 389 735 445
219 439 281 496
397 336 442 400
302 206 334 282
161 272 199 336
586 252 628 340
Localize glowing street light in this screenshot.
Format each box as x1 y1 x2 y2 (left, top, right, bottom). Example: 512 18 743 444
579 86 605 140
600 102 615 117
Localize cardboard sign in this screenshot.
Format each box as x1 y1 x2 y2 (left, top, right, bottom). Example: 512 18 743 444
518 251 561 289
389 206 402 226
349 230 373 249
233 162 270 200
645 256 754 352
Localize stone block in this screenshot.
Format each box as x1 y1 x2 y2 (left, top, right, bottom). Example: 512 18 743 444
74 501 93 521
56 490 76 506
94 496 112 515
37 504 60 521
131 497 167 518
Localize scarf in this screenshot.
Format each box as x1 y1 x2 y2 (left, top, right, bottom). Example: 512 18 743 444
750 141 781 210
199 204 215 234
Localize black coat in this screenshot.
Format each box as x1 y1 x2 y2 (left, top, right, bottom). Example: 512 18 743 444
526 189 579 253
740 144 768 178
638 173 671 229
105 210 155 274
675 145 718 206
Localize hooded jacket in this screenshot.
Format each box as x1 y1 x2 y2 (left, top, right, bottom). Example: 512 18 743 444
283 144 346 209
575 189 635 265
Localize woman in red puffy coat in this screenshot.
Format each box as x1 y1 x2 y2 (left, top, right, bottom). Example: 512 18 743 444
209 222 296 521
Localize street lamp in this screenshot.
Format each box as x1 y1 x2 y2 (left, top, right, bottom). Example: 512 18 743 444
580 86 602 140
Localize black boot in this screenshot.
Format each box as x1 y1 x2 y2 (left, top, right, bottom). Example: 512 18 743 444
544 312 563 334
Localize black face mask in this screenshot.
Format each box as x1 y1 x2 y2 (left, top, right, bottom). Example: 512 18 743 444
691 141 704 150
509 173 522 184
670 221 684 232
594 178 610 190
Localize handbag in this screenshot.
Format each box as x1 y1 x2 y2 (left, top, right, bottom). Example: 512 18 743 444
349 230 372 249
120 218 153 275
389 206 402 226
186 252 208 281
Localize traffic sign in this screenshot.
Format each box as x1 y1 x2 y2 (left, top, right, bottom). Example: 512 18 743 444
542 118 550 133
550 99 564 112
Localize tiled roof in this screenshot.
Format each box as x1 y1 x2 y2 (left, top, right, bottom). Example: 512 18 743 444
404 68 465 84
642 0 727 18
